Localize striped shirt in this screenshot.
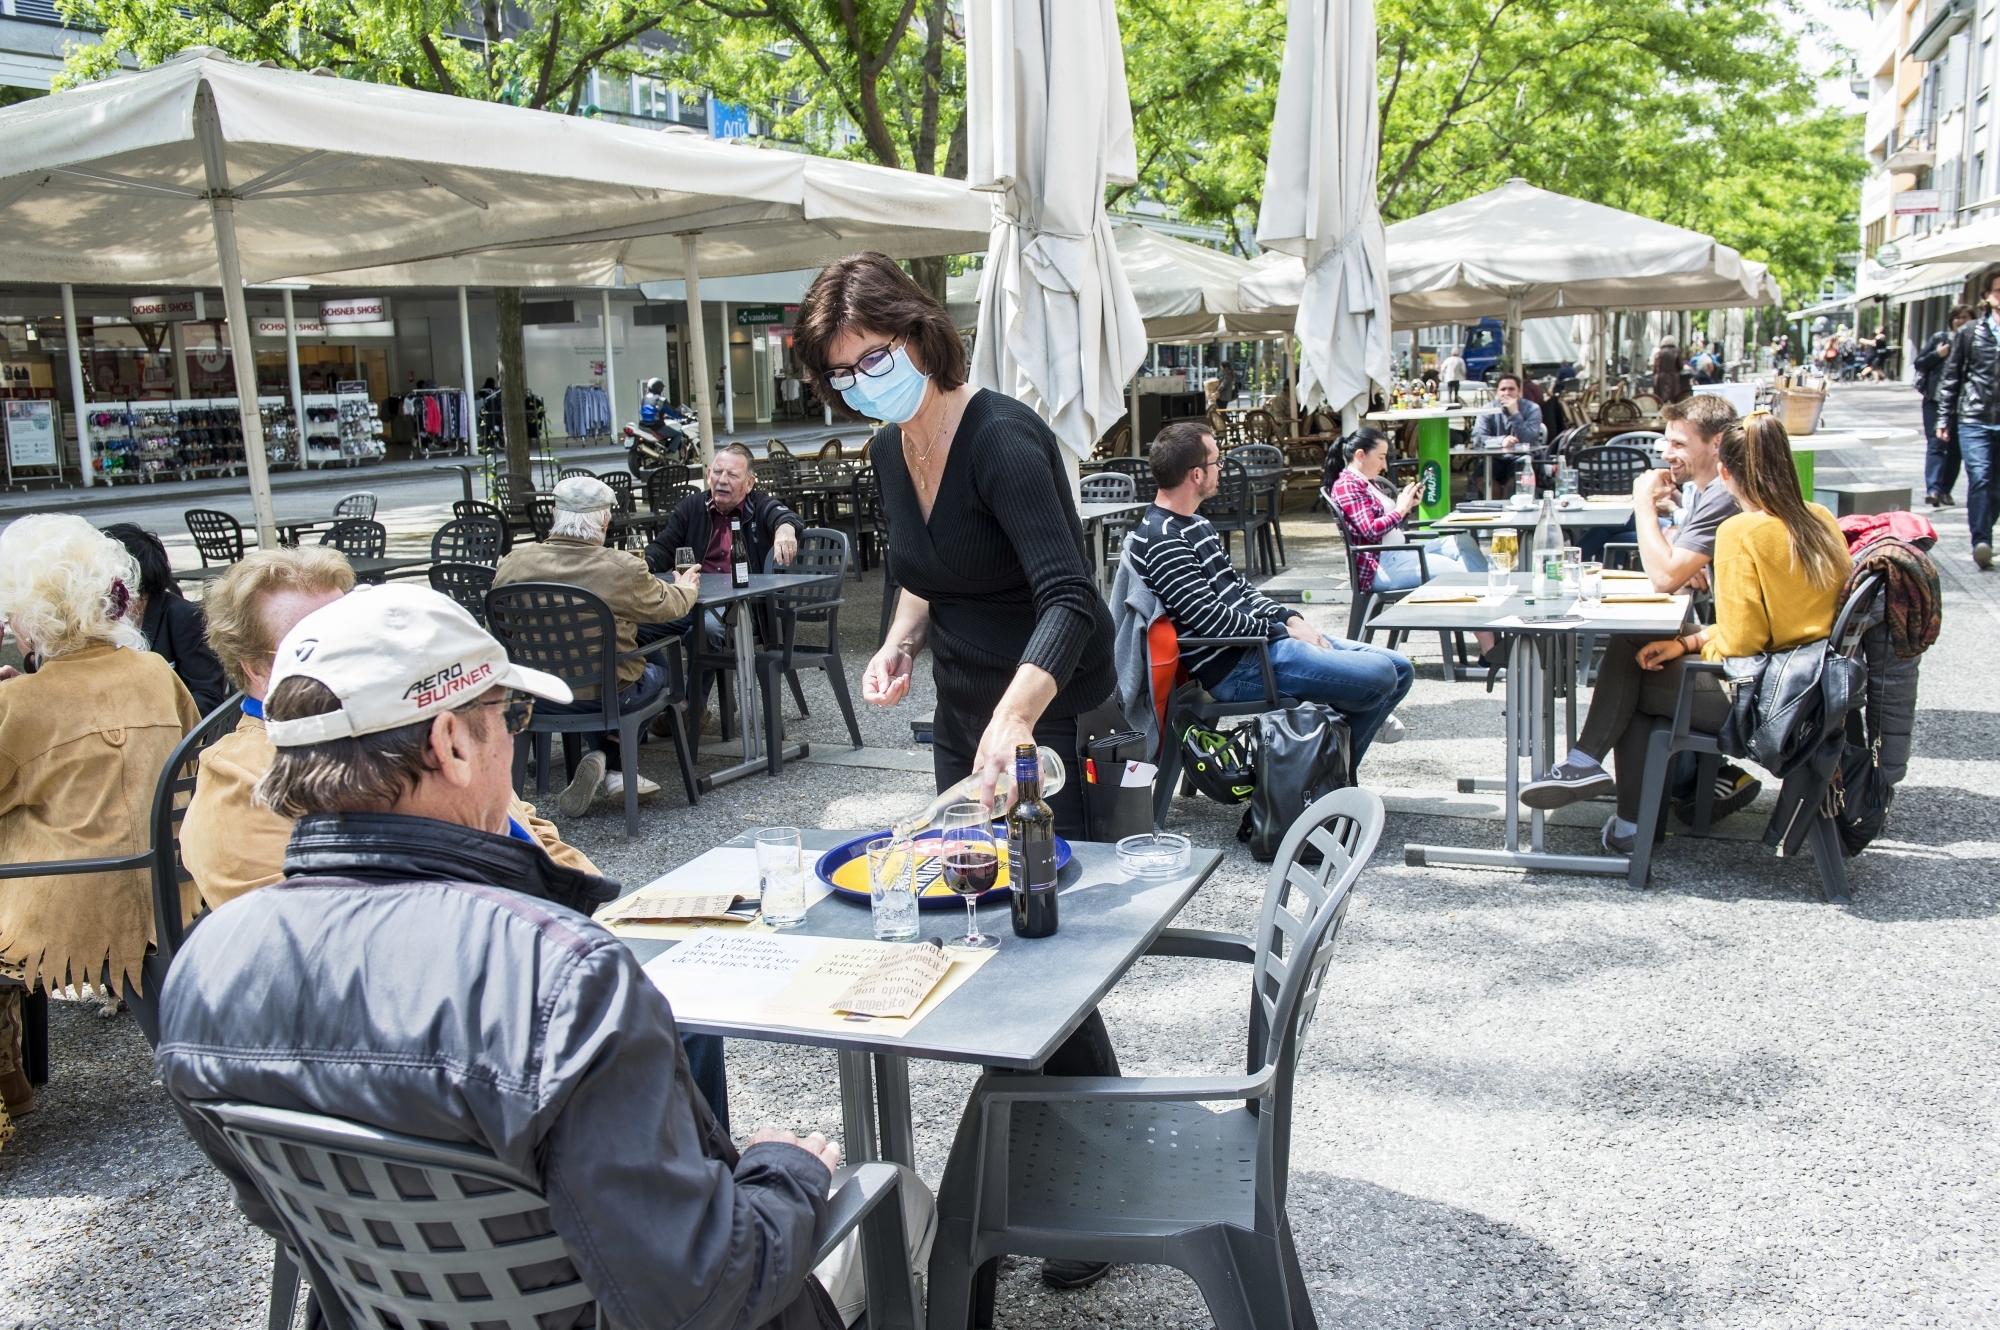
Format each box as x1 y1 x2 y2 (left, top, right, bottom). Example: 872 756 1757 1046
1128 504 1295 688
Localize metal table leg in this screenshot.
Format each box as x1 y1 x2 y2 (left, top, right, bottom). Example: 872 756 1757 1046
1407 629 1631 876
835 1050 916 1170
698 597 809 792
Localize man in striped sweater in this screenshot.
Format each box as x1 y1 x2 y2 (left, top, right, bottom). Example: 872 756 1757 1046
1129 421 1413 766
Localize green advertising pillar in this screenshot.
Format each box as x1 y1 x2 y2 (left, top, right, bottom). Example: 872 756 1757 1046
1417 416 1452 521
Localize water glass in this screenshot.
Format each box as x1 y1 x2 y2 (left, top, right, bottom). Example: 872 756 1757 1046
1560 546 1583 596
865 835 921 942
1487 565 1513 595
1580 561 1604 603
755 826 808 928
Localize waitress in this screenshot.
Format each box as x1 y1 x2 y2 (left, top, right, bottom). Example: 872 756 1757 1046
793 254 1122 1275
794 252 1116 841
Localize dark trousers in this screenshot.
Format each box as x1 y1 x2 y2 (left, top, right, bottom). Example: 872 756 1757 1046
533 660 668 771
1576 636 1731 821
684 1033 729 1134
1923 398 1961 500
1959 420 2000 550
931 699 1120 1080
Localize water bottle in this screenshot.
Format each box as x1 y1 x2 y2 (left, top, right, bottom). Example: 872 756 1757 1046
1533 493 1564 599
1512 461 1536 509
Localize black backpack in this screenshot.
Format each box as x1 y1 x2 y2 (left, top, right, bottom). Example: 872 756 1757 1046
1237 704 1353 862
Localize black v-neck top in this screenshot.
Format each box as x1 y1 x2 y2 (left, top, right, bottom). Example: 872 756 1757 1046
877 389 1115 724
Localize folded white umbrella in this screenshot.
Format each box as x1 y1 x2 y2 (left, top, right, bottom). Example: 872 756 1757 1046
965 0 1147 462
1253 0 1393 424
0 49 990 537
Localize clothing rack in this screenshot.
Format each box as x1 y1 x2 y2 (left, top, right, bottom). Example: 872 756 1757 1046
562 384 612 440
405 387 472 458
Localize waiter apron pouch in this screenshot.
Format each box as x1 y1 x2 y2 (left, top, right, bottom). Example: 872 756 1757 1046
1075 700 1154 841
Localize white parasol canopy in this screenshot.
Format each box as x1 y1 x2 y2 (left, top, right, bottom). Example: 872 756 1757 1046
949 224 1292 340
965 0 1148 461
1902 216 2000 267
0 49 990 532
1253 0 1393 424
1384 178 1776 327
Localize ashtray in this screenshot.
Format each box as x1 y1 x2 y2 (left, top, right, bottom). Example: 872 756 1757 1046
1116 832 1191 878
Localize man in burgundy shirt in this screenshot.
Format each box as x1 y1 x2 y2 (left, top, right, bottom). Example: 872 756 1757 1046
642 443 805 722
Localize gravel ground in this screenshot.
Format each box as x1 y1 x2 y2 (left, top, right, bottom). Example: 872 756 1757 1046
4 387 1998 1327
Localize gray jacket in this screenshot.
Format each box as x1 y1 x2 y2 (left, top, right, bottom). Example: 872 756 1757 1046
157 812 836 1330
1110 539 1168 762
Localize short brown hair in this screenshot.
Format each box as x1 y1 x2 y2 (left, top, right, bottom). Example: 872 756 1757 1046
256 675 491 816
203 548 356 691
1151 421 1217 489
1658 393 1737 443
1952 304 1977 322
792 252 967 421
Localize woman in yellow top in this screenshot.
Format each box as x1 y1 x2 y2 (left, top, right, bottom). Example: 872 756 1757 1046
1522 412 1853 851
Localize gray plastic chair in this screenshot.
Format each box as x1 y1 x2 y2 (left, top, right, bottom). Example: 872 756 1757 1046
333 492 378 520
926 786 1384 1330
196 1099 923 1330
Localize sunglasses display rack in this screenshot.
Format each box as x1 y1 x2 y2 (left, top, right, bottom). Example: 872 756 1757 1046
83 396 300 483
300 390 386 466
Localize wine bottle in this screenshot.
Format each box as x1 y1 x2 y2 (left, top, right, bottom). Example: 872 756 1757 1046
1007 743 1059 938
730 516 750 588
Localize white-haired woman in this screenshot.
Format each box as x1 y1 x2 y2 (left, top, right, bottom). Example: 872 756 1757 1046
0 514 200 1125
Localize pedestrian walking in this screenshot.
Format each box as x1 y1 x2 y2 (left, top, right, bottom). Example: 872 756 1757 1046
1934 272 2000 568
1917 305 1974 508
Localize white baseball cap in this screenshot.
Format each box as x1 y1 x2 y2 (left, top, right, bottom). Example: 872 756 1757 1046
264 584 573 747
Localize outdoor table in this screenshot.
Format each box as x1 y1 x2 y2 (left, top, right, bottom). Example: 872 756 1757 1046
1364 405 1482 522
1075 498 1148 593
695 570 841 793
614 829 1224 1170
177 554 432 583
1371 571 1690 877
1427 499 1635 569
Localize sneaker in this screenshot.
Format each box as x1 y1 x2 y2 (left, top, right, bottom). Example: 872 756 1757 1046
601 771 660 799
1519 756 1615 810
1977 542 1994 571
1376 713 1407 744
1041 1259 1113 1290
1673 763 1762 826
1601 817 1637 855
557 749 607 817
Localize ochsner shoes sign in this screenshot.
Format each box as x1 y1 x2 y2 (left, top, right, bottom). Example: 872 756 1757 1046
321 296 386 324
130 293 205 322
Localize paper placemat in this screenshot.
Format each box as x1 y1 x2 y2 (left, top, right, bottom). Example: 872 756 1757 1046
599 845 834 940
642 930 996 1039
1403 587 1483 604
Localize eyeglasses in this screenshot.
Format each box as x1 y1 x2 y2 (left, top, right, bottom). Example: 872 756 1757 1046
823 339 902 391
464 695 535 735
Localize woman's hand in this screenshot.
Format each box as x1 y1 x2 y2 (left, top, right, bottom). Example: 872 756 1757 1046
1397 481 1421 515
971 708 1038 812
862 641 914 706
1636 637 1688 670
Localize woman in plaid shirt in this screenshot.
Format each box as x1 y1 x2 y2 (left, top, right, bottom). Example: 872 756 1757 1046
1327 429 1489 593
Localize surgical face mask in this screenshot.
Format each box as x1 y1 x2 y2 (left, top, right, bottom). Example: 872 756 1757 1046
838 345 931 424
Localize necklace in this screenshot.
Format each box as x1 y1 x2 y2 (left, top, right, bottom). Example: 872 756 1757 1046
903 391 952 491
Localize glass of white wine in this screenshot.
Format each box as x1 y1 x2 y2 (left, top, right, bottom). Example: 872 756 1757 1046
1489 529 1519 573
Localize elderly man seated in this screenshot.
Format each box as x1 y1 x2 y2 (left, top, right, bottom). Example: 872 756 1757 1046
183 547 732 1123
156 586 848 1328
494 474 701 816
642 442 803 726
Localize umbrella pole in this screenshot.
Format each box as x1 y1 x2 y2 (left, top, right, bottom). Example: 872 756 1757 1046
282 290 305 470
680 234 716 461
602 289 617 437
59 283 91 486
1506 294 1522 382
195 88 278 549
458 287 477 458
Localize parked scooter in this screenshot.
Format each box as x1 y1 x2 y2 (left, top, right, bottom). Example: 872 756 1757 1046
622 377 698 470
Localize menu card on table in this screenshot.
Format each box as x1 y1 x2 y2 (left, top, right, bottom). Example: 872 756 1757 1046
642 930 994 1038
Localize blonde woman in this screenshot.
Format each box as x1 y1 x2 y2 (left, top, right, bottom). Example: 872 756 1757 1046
1521 414 1852 851
0 514 200 1122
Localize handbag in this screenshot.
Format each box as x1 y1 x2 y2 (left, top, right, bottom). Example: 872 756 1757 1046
1238 704 1353 863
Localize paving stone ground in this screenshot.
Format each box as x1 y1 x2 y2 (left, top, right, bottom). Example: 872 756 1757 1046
3 382 1996 1327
